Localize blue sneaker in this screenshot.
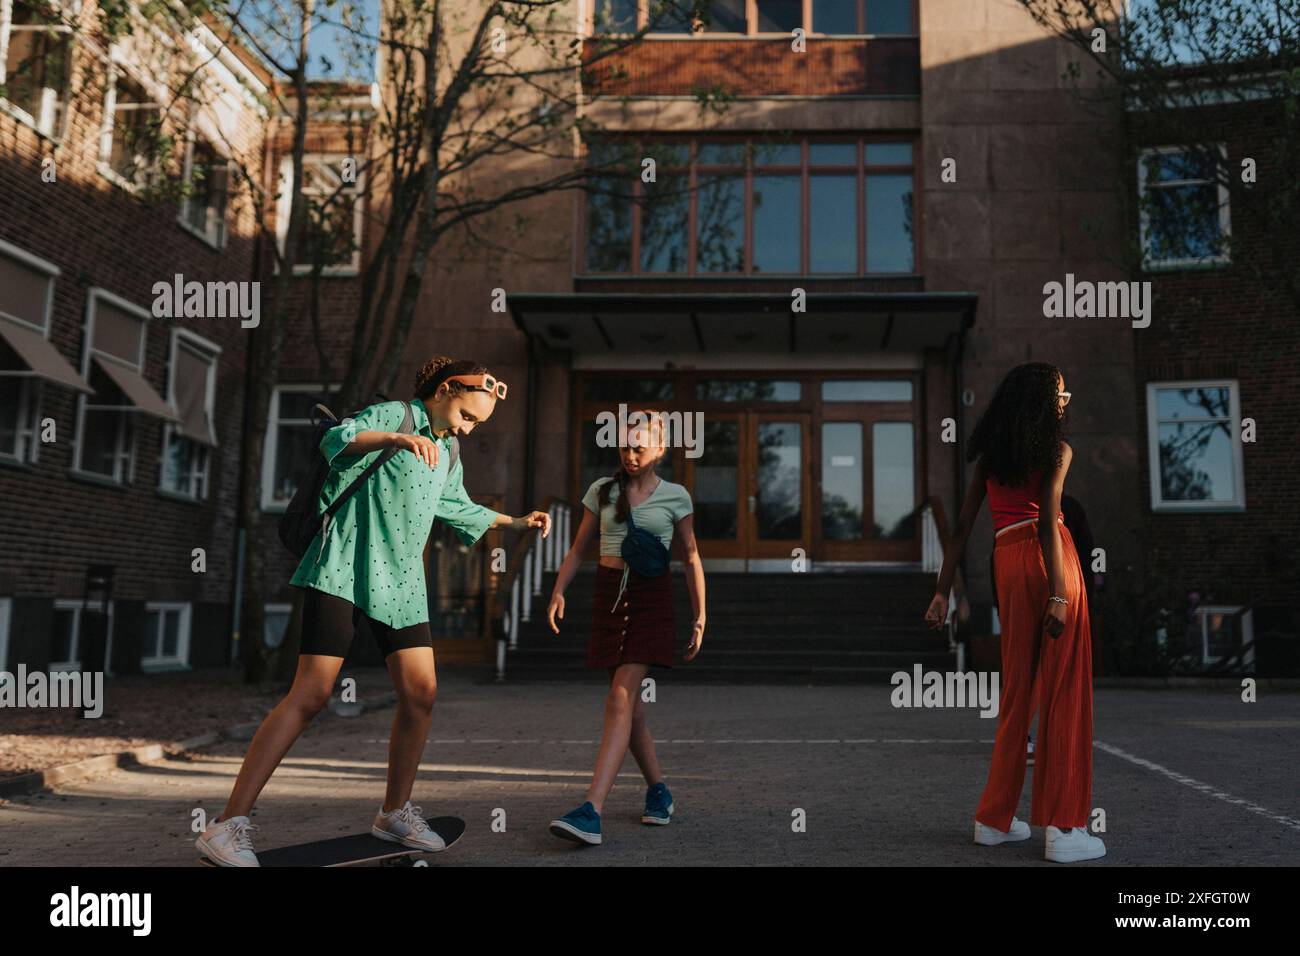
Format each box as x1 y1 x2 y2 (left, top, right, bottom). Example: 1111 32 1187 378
642 782 674 825
550 801 601 845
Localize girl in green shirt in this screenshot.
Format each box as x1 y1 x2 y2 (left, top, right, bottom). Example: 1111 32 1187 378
545 408 707 845
197 357 551 867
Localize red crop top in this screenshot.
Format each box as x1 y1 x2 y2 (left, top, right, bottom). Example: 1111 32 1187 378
986 470 1063 531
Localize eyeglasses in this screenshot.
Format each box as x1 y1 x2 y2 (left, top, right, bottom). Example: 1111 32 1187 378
1058 391 1072 407
443 373 507 400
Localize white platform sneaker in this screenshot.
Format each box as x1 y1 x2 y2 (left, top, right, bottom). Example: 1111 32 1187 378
974 816 1031 845
1045 825 1106 863
196 815 261 867
372 800 446 852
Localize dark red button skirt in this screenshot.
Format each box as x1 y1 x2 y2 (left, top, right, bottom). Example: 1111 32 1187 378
587 563 676 669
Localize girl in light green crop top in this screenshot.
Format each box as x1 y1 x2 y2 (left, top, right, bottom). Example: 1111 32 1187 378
544 408 707 846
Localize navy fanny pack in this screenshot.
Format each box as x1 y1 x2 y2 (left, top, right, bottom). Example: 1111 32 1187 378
621 506 670 577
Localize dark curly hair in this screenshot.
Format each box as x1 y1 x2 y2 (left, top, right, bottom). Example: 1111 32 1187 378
413 356 491 401
966 362 1066 487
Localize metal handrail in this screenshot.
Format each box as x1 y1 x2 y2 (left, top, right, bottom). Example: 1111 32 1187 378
492 497 573 681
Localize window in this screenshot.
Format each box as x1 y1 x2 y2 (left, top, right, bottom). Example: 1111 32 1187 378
1194 606 1254 670
584 136 915 275
614 0 914 35
1145 381 1244 511
74 289 178 483
0 240 92 462
261 384 337 510
264 603 292 649
160 330 219 499
1138 146 1231 269
143 602 190 670
276 155 364 275
0 0 74 138
179 136 230 248
99 70 164 190
50 598 115 673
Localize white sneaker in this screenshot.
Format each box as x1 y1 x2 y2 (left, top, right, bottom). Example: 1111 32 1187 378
1045 825 1106 863
196 814 260 867
372 800 446 852
974 816 1031 845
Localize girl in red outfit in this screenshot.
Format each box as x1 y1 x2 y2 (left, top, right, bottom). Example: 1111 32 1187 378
924 362 1105 863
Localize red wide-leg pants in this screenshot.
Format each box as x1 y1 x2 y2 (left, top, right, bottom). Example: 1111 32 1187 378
975 519 1093 831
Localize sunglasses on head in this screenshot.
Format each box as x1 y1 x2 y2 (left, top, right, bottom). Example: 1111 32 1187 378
443 373 507 400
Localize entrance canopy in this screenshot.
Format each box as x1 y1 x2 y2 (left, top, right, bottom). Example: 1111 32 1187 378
508 292 976 355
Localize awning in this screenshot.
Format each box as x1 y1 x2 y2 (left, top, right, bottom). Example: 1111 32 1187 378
0 316 93 392
507 291 977 355
172 344 217 446
92 355 179 421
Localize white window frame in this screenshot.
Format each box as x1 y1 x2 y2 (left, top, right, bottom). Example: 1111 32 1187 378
72 287 151 484
263 601 292 649
50 597 115 675
275 154 364 276
0 596 11 674
96 55 166 194
158 328 219 500
177 131 231 249
0 0 78 140
0 239 59 466
1137 144 1232 270
142 601 191 670
1195 605 1254 670
1145 379 1245 513
261 383 337 511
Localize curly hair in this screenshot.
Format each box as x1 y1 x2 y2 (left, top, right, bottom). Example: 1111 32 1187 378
597 408 668 523
413 356 491 401
966 362 1066 487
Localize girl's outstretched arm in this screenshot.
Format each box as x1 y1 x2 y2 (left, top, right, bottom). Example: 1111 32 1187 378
675 514 706 661
547 508 599 634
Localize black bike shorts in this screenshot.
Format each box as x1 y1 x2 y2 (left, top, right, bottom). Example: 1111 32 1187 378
297 586 434 659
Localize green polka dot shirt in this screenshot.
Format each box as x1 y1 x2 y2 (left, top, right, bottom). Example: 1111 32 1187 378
289 398 500 628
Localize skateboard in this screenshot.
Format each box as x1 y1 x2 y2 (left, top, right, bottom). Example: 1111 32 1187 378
199 816 465 867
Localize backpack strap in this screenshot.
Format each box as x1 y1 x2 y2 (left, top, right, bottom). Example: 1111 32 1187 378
448 435 459 471
322 401 414 522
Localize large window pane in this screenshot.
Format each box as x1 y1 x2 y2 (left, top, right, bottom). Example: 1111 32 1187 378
697 380 800 401
593 0 638 32
822 422 863 540
586 176 632 272
865 173 914 272
865 142 913 165
701 0 746 31
1155 386 1235 502
696 175 745 272
640 176 689 272
873 422 914 539
822 379 913 402
753 175 801 272
756 422 802 538
756 0 803 32
753 141 802 166
647 0 694 32
810 143 857 165
810 175 857 272
695 421 739 539
813 0 858 33
866 0 913 34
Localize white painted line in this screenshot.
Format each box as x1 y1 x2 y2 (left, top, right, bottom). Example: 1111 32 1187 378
1094 739 1300 833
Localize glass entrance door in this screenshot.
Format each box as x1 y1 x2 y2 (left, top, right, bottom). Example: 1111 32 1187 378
747 413 811 560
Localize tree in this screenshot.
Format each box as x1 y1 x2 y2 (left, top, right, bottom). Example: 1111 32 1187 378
1013 0 1300 309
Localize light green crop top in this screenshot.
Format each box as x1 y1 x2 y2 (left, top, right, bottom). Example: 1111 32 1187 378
581 476 694 557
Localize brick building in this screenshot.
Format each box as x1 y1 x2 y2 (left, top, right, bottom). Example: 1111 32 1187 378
0 1 270 674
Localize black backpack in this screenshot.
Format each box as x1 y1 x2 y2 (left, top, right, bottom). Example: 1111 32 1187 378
276 399 459 560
